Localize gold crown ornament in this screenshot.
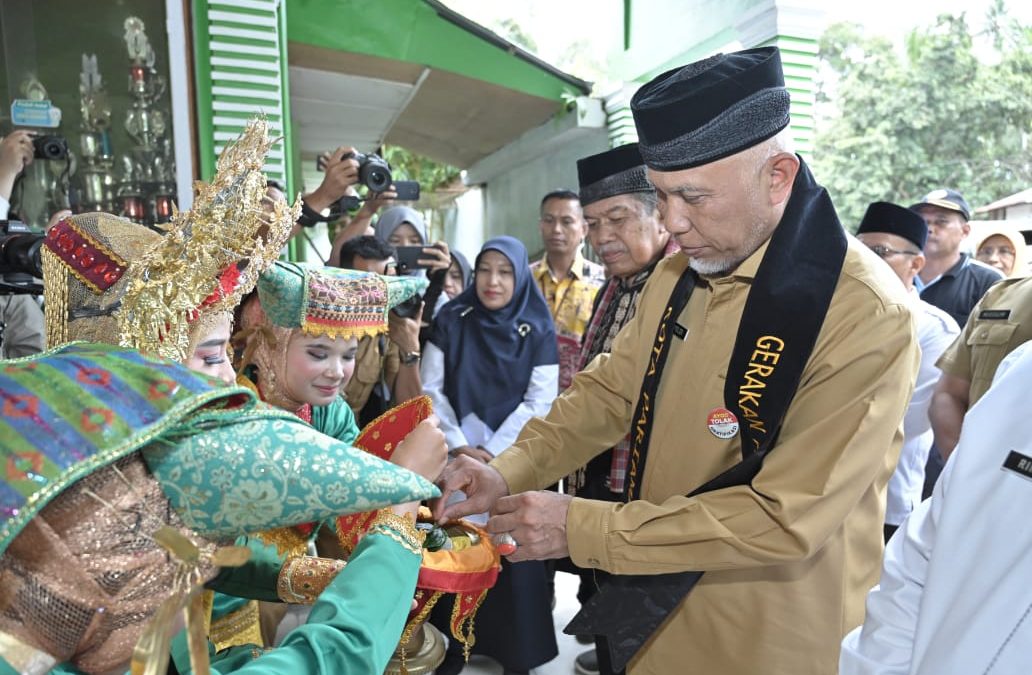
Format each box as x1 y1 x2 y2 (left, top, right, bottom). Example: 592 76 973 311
42 116 299 361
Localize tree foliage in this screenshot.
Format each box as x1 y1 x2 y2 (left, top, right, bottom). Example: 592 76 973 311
381 145 461 194
812 9 1032 229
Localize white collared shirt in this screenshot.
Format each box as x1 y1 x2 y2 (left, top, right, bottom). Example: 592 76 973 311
885 293 959 525
841 342 1032 674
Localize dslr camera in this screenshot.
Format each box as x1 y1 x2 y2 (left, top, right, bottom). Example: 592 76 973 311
344 151 391 193
32 134 69 161
317 150 392 193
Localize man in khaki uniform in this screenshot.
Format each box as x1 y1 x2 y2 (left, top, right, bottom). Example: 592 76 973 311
436 47 918 674
929 275 1032 458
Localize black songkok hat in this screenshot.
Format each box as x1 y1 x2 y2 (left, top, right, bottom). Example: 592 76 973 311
857 201 928 251
630 47 791 171
576 143 653 207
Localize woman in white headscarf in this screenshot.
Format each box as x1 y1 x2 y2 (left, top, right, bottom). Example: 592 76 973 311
974 224 1028 278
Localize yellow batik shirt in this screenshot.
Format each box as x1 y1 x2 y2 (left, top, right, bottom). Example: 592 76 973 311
531 251 606 390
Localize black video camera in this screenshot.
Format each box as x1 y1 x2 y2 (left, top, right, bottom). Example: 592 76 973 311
32 134 69 161
0 220 45 295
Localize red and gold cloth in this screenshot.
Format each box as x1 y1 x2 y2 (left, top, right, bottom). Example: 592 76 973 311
336 396 500 654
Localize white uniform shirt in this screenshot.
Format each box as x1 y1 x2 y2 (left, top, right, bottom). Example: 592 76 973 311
420 341 558 456
841 341 1032 674
421 340 558 524
885 294 959 525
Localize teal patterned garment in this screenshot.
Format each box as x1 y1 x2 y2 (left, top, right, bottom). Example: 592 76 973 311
0 342 252 554
257 261 427 338
0 342 439 553
144 410 439 537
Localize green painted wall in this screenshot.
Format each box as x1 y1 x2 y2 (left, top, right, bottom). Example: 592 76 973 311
286 0 579 102
617 0 768 82
192 0 292 188
763 34 819 155
610 0 821 156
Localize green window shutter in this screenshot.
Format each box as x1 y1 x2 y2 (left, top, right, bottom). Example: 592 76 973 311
760 35 819 157
193 0 293 194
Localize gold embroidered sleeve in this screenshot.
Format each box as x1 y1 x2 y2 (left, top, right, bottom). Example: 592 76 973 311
366 510 424 555
276 556 347 604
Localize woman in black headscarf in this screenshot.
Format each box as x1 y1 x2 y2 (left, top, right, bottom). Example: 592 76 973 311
422 236 559 675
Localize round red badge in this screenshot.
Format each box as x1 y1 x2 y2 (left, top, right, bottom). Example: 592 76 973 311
707 407 739 439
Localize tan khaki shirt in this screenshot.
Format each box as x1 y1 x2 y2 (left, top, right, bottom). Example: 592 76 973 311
492 237 919 674
937 275 1032 405
343 336 400 414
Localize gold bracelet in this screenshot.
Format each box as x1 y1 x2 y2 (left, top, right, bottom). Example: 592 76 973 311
366 510 424 555
276 556 346 604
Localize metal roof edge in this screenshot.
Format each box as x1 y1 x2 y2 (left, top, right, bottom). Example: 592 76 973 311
422 0 593 96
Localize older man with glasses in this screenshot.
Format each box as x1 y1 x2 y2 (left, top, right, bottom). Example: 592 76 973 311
856 201 959 539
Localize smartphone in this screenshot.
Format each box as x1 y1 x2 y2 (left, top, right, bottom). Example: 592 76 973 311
395 245 434 274
393 180 420 201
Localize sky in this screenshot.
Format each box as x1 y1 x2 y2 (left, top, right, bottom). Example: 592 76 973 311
441 0 1031 84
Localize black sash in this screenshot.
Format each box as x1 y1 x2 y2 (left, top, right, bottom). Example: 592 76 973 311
564 158 847 672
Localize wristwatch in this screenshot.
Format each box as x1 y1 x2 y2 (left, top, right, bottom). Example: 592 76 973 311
399 350 421 366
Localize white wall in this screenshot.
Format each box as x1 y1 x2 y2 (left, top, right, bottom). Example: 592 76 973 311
447 186 484 262
461 97 609 256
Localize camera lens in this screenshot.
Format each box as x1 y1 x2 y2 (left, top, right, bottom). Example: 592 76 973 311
365 169 391 192
359 154 392 193
33 135 69 161
0 233 45 278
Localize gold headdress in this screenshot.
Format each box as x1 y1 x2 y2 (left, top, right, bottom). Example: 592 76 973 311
42 116 299 361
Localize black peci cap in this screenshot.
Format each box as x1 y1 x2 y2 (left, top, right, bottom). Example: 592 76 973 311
630 47 791 171
576 143 653 206
857 201 928 250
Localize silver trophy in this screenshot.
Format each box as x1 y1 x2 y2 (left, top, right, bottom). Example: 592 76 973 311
118 16 175 225
77 54 116 212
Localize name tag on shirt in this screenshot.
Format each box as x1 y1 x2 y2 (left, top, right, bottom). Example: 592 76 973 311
1002 450 1032 481
673 323 689 340
979 309 1011 320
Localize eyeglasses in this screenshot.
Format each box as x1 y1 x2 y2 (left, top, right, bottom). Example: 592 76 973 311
866 244 920 259
977 246 1016 259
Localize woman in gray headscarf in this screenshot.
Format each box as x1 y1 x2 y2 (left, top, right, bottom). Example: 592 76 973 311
374 205 430 247
374 206 455 330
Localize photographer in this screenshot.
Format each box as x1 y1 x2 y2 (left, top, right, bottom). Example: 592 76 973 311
288 146 397 265
0 130 34 217
373 206 454 350
327 185 399 266
0 130 44 359
338 235 425 425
